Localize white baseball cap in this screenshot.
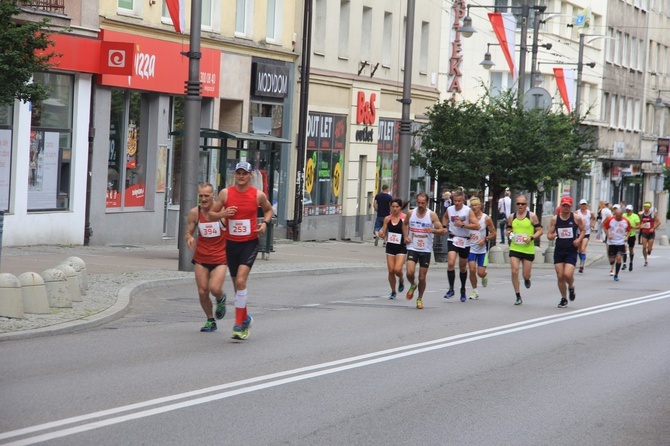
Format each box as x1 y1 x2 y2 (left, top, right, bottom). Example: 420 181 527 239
612 204 620 209
579 199 588 205
625 204 633 211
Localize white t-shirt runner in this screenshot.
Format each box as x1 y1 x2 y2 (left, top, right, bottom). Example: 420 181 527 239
446 204 472 249
408 209 435 253
470 213 488 255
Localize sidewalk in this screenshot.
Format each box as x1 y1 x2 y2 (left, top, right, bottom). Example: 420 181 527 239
0 237 603 340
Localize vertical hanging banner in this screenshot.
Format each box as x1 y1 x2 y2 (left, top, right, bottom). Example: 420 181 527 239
165 0 186 34
488 12 517 79
553 68 576 113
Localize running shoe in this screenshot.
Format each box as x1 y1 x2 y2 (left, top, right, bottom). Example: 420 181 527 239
482 276 488 288
389 292 397 300
406 284 417 300
469 290 479 300
444 288 455 299
568 287 576 301
514 296 523 306
578 266 584 274
374 236 379 246
629 263 633 272
416 298 424 309
200 320 217 332
609 270 614 276
215 294 227 320
232 315 253 340
644 261 648 267
622 263 627 271
398 279 405 293
460 290 467 302
614 275 619 282
524 279 531 289
558 298 568 308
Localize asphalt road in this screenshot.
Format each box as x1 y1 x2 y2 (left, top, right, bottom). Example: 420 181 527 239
1 252 670 445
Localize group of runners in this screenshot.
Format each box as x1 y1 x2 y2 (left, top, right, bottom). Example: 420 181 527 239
185 161 273 339
376 190 662 310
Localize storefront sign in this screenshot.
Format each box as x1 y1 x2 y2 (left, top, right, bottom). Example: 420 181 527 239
377 119 400 196
448 0 467 95
99 30 220 98
354 91 377 142
45 34 134 75
252 62 289 98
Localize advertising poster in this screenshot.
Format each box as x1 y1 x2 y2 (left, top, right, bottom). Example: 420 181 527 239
0 129 11 210
156 144 167 192
27 131 59 209
305 113 346 216
376 118 399 196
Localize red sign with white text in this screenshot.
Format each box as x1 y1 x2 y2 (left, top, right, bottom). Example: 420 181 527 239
356 91 377 125
98 30 220 97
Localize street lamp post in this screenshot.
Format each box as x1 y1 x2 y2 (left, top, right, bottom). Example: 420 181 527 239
575 33 612 120
177 0 203 271
397 0 415 203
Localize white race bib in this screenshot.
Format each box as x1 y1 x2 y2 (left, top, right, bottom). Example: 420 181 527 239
452 236 468 248
415 236 427 250
198 221 221 238
642 222 651 229
229 219 251 236
514 234 529 245
558 227 574 239
470 233 481 244
387 232 402 245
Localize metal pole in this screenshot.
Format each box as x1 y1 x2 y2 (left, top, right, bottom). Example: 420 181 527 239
177 0 203 271
0 210 4 272
516 0 530 103
529 6 546 88
290 0 313 241
574 33 585 120
397 0 415 203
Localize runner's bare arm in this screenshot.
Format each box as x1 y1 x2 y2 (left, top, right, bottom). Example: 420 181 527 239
256 190 274 234
485 216 497 243
431 212 447 236
208 189 228 220
546 216 557 241
379 215 391 240
186 207 198 250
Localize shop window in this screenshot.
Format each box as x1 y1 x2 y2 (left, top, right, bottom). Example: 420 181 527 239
305 112 346 216
28 72 73 211
107 89 147 210
118 0 141 15
0 104 12 211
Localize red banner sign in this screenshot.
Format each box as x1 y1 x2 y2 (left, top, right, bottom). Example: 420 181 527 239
98 30 220 97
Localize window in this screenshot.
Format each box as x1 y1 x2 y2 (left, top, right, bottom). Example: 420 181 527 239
601 92 609 123
605 27 614 63
626 98 633 130
382 12 392 67
29 72 73 211
202 0 213 29
638 39 644 71
338 0 350 58
118 0 141 15
361 6 372 62
618 96 625 128
614 31 622 65
313 0 326 54
266 0 277 41
622 33 629 68
106 90 147 209
634 100 641 131
0 104 12 211
630 37 636 69
236 0 254 37
419 21 429 74
609 94 617 127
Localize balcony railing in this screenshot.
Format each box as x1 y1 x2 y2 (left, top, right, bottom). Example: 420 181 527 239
20 0 65 14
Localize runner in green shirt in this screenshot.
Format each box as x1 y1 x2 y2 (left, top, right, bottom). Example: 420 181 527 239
622 204 640 271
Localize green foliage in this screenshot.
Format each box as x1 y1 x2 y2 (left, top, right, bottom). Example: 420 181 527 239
0 0 57 106
414 88 599 215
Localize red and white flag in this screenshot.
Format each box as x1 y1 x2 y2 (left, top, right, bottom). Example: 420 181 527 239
553 68 576 113
488 12 517 79
165 0 186 34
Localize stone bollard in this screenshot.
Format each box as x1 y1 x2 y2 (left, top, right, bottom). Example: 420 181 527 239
501 244 510 264
0 273 25 318
18 272 51 314
42 269 72 308
63 259 85 296
534 246 545 264
544 245 555 264
66 256 87 295
660 235 668 246
54 263 82 303
489 245 504 264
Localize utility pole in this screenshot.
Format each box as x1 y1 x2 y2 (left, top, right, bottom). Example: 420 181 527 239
516 0 530 103
574 33 586 120
177 0 202 271
397 0 415 203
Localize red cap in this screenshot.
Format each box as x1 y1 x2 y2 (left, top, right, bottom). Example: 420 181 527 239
560 196 572 206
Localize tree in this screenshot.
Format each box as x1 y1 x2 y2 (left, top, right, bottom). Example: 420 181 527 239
414 88 599 218
0 0 57 106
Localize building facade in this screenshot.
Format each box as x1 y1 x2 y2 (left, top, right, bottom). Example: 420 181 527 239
292 0 445 241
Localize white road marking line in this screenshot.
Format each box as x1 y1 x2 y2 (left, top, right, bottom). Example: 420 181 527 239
3 291 669 445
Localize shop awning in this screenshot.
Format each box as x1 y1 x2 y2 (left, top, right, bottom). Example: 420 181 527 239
171 128 291 145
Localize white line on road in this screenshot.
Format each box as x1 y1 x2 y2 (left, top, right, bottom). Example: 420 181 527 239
3 290 669 445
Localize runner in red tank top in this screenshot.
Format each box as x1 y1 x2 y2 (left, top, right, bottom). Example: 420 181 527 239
186 183 229 332
209 161 273 340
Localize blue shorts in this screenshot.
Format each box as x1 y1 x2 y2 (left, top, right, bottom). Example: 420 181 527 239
554 249 578 265
374 216 386 232
468 252 487 267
